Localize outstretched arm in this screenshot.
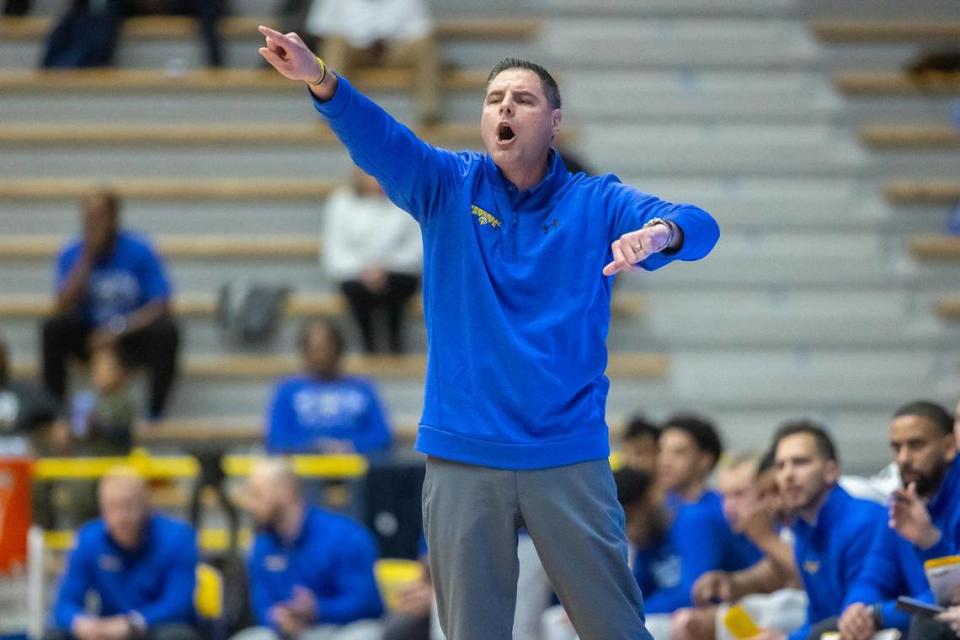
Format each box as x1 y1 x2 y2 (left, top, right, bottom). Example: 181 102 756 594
257 26 462 223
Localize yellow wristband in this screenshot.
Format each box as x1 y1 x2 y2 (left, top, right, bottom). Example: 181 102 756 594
309 57 327 87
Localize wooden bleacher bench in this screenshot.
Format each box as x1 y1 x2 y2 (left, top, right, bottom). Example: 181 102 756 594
885 179 960 205
0 292 348 319
0 177 339 201
812 20 960 43
0 68 488 94
0 122 482 148
136 416 419 446
0 15 541 43
136 416 638 448
12 351 668 382
0 234 319 260
0 291 644 321
835 71 960 96
907 233 960 262
859 124 960 149
934 296 960 321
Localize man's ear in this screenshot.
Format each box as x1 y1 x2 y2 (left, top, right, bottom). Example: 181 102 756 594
551 108 562 137
824 459 840 485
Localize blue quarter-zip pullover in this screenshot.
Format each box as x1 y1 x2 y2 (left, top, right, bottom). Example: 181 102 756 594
311 77 719 470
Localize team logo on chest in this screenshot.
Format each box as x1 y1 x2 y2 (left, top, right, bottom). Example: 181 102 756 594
471 204 502 229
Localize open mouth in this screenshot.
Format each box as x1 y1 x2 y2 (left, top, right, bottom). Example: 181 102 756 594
496 123 516 143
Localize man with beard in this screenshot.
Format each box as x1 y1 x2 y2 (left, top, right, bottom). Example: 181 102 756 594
748 421 885 640
833 401 960 640
233 459 383 640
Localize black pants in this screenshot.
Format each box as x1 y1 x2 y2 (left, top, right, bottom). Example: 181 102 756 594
126 0 224 67
2 0 29 15
41 313 180 419
44 623 202 640
340 273 419 354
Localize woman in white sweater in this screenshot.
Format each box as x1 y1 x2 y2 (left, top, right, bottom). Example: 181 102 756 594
323 168 423 353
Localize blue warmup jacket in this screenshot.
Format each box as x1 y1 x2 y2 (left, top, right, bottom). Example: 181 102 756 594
843 457 960 630
247 506 384 629
788 486 886 640
265 375 392 454
311 78 720 470
640 491 762 613
52 514 197 630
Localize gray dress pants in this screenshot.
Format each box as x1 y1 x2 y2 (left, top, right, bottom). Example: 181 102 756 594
422 456 652 640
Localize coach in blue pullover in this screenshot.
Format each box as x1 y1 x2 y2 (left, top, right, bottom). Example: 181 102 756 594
265 318 392 455
47 469 199 640
258 25 719 640
232 459 383 640
752 422 886 640
834 401 959 640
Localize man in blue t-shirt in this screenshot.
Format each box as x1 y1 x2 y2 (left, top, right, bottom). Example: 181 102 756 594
46 469 200 640
750 421 886 640
232 458 383 640
258 26 719 640
41 189 179 420
265 318 391 455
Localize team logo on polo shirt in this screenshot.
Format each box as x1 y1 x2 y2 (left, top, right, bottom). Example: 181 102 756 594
265 555 288 572
803 559 820 574
98 554 122 572
471 205 501 229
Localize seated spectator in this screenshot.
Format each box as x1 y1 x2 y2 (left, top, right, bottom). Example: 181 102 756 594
265 318 392 454
832 401 960 640
0 335 60 455
41 189 180 421
232 458 383 640
42 0 223 69
305 0 441 124
36 347 136 529
323 168 422 354
126 0 224 68
748 421 886 640
46 468 199 640
73 346 136 456
677 452 806 640
619 414 660 474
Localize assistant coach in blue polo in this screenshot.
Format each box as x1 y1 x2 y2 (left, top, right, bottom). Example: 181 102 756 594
259 25 719 640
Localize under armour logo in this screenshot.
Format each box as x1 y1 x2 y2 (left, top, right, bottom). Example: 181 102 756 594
542 219 559 234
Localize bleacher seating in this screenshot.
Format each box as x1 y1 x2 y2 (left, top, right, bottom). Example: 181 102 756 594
1 0 958 484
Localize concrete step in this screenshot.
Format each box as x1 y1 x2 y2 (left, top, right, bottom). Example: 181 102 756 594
581 122 868 177
563 70 841 123
544 17 818 70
